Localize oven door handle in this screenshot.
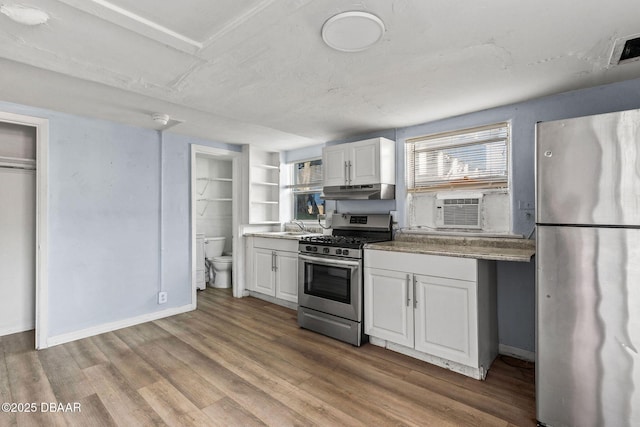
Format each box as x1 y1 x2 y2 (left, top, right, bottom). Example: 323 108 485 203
299 254 360 268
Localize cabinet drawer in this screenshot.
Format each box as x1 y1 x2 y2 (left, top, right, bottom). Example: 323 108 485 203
253 237 299 253
365 249 476 282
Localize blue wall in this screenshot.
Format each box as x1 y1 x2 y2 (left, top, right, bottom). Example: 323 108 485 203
285 77 640 353
0 100 238 340
4 75 640 350
160 133 240 311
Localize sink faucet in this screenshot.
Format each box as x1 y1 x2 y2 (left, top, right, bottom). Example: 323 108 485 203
291 220 306 232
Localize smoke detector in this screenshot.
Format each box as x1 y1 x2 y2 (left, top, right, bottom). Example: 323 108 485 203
0 4 49 26
321 11 385 52
152 113 170 126
609 34 640 65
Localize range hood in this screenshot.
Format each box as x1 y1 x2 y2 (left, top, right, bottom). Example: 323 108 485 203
322 183 395 200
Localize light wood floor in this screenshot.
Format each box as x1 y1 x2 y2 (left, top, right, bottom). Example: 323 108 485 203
0 288 536 426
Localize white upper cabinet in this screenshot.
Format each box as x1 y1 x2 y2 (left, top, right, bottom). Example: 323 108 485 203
323 145 349 187
322 137 395 187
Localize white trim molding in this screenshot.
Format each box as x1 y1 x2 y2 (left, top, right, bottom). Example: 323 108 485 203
0 111 49 350
247 291 297 310
47 303 193 347
369 336 489 380
498 344 535 362
55 0 279 54
190 145 243 306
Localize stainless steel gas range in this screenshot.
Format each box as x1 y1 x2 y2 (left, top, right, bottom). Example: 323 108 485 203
297 213 392 346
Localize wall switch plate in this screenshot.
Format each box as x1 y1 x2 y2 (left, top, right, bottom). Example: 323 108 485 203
158 291 168 304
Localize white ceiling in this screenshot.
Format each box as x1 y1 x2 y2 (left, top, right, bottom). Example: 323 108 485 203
1 0 640 150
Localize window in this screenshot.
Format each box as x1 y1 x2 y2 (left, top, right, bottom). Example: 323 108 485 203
406 122 509 191
292 159 325 220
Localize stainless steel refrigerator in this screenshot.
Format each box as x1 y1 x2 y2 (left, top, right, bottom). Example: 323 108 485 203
536 109 640 427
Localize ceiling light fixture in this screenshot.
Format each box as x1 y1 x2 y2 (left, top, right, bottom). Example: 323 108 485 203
321 11 385 52
152 113 170 126
0 4 49 26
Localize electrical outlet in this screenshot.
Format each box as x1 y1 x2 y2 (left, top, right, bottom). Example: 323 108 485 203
158 291 168 304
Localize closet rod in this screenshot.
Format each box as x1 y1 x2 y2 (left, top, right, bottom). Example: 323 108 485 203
0 156 35 170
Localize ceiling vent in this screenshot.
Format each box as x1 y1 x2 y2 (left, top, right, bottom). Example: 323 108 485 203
609 34 640 65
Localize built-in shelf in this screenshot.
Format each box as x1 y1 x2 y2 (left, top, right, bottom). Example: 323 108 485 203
196 176 233 195
195 155 235 218
197 177 232 182
0 155 36 170
244 146 280 225
197 198 232 216
253 164 280 170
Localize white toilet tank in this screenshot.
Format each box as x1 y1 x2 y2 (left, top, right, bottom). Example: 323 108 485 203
204 237 225 259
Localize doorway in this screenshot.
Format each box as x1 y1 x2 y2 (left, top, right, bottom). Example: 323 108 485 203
190 145 241 306
0 111 49 349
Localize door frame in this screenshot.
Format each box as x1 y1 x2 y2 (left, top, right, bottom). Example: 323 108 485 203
0 111 49 349
190 145 242 306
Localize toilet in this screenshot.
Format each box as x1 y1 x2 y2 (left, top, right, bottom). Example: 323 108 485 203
204 237 232 288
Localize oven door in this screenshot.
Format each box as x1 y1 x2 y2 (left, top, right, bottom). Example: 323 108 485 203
298 254 361 321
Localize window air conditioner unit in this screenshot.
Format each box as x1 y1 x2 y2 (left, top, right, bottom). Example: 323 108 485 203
435 195 482 229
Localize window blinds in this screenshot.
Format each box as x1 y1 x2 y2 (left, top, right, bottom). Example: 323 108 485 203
406 123 509 191
292 159 323 192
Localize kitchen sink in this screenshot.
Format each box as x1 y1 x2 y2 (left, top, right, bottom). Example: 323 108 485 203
265 231 322 237
273 231 311 236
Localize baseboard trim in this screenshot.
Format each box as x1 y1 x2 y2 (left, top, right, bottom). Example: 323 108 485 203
499 344 535 362
369 336 486 380
0 322 35 338
46 303 195 348
247 291 297 310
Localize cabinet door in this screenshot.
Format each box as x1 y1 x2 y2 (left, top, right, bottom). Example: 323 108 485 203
364 268 414 347
349 139 380 186
253 248 276 296
414 274 478 366
323 145 348 186
275 251 298 303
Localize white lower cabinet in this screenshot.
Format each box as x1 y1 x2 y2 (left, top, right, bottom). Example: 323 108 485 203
364 249 497 379
254 248 276 296
274 251 298 303
248 237 299 305
364 269 413 347
413 274 477 367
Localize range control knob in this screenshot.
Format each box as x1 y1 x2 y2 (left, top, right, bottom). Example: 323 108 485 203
312 246 318 252
336 249 342 255
343 250 349 256
323 247 330 254
305 246 312 251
